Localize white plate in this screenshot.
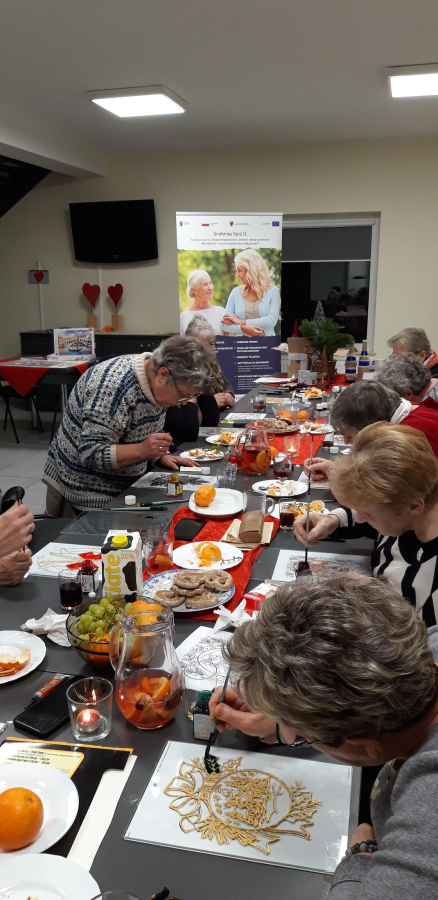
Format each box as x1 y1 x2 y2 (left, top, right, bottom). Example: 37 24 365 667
0 853 99 900
252 479 309 498
272 502 329 519
205 431 241 445
189 488 244 518
173 541 243 571
143 570 235 614
0 631 46 685
179 448 224 461
299 425 331 435
0 763 79 855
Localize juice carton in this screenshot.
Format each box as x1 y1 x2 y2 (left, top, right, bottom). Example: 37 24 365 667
101 530 143 599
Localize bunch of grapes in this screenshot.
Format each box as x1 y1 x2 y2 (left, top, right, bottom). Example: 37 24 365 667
72 597 135 643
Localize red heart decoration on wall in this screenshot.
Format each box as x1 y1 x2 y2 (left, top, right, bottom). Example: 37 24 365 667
82 283 100 309
108 284 123 309
33 271 44 283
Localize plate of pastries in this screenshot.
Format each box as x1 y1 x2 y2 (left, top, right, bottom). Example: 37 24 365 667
143 567 235 613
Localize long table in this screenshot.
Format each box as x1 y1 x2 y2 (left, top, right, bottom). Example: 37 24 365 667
0 389 372 900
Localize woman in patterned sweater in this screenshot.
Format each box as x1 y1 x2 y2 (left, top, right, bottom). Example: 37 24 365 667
294 423 438 625
43 335 212 515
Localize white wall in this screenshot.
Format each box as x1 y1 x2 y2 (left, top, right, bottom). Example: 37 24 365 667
1 137 438 359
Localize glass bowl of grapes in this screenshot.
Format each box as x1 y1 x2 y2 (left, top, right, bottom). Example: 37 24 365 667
66 594 156 670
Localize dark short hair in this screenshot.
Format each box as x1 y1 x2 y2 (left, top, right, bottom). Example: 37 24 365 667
331 381 401 434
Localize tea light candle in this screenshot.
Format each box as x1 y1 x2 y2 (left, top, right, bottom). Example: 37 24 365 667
77 709 100 734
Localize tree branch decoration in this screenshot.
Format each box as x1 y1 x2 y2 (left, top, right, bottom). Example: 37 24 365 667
164 756 321 855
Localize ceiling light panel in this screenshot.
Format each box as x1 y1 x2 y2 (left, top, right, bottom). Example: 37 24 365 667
89 85 187 117
388 64 438 97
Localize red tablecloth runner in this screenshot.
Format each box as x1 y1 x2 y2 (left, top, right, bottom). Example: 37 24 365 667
269 432 324 462
0 359 88 396
144 505 279 621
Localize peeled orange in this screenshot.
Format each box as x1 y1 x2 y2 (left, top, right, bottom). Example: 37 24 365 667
193 485 216 507
0 787 44 850
196 542 222 562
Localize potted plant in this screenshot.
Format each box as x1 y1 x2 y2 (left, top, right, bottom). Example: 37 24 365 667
299 318 355 380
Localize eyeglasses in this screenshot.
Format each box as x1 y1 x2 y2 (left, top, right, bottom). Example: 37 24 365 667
167 371 201 403
288 737 325 749
208 340 218 349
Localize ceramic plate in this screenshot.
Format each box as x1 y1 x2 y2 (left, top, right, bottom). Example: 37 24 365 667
299 424 332 435
188 488 244 518
143 569 235 614
173 541 243 571
205 431 241 445
180 448 224 461
0 631 46 685
272 501 328 519
252 479 308 498
0 854 99 900
0 763 79 855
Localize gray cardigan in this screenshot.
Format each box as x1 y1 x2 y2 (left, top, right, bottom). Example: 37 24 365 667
329 627 438 898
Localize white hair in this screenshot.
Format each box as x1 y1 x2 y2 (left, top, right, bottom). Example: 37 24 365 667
186 269 211 299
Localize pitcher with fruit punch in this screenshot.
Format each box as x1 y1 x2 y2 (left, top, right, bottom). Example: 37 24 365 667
235 423 272 475
110 599 184 729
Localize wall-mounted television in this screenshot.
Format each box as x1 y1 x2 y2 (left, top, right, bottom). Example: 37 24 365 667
69 199 158 263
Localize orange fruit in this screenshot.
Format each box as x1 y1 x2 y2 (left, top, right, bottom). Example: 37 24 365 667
0 787 44 850
297 410 308 420
279 410 294 421
269 445 279 458
140 675 170 701
193 485 216 507
197 542 222 561
255 449 271 472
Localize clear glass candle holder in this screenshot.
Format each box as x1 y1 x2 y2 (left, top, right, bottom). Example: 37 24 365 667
67 677 113 743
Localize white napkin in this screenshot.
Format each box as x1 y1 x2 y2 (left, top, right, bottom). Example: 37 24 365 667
212 599 252 633
68 755 137 871
21 607 69 647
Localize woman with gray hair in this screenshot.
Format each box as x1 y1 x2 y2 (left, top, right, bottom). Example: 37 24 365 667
376 352 438 404
165 315 234 444
43 334 211 514
179 270 224 335
209 574 438 898
388 326 438 376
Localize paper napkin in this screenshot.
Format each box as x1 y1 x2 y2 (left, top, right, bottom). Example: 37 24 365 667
21 607 69 647
212 599 253 633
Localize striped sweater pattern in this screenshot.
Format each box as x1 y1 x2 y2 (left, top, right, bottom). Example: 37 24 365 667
43 353 166 510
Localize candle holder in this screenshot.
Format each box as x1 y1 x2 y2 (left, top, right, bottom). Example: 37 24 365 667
67 677 113 743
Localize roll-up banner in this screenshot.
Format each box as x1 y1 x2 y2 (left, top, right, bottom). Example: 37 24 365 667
176 213 283 393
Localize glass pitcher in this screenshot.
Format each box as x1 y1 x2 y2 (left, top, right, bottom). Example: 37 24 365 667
109 597 183 730
236 423 272 475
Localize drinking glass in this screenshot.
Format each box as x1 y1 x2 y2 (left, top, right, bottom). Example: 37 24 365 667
284 433 302 458
265 417 276 439
67 677 113 743
253 393 267 413
279 502 299 530
315 407 329 428
143 525 173 576
58 569 83 611
90 893 140 900
273 452 293 478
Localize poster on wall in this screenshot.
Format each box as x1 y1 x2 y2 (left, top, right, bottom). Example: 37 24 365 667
176 213 283 393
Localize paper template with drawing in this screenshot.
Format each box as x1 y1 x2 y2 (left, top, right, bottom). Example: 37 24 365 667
272 549 372 583
125 742 352 873
176 627 230 690
29 543 102 579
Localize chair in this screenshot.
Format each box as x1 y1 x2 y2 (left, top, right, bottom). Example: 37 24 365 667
0 384 19 443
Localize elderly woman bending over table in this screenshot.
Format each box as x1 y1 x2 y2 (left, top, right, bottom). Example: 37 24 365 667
43 335 211 515
209 574 438 899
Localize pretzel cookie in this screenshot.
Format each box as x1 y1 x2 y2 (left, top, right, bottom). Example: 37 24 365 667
173 571 205 590
203 570 234 592
155 589 184 608
173 584 204 598
185 591 218 609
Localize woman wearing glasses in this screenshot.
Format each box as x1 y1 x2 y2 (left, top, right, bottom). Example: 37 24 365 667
210 575 438 899
165 315 235 444
43 335 210 515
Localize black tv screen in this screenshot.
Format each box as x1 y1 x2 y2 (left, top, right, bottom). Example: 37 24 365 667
69 199 158 263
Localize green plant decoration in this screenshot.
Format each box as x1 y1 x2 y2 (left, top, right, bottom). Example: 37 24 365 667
299 318 354 359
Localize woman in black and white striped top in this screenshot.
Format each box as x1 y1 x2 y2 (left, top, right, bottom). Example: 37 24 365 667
293 422 438 625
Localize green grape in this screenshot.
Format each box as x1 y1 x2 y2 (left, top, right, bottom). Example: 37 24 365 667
89 604 99 615
106 603 115 614
76 622 85 635
95 607 105 619
79 614 89 625
114 613 121 622
125 602 133 610
81 633 90 642
95 627 104 637
100 598 109 608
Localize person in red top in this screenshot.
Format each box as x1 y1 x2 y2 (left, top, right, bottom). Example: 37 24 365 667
304 382 438 482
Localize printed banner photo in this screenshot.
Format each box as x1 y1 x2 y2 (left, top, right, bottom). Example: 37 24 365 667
176 213 283 392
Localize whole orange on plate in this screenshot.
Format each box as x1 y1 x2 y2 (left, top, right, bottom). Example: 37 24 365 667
193 485 216 507
0 787 44 850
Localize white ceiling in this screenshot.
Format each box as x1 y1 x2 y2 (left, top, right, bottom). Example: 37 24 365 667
1 0 438 164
